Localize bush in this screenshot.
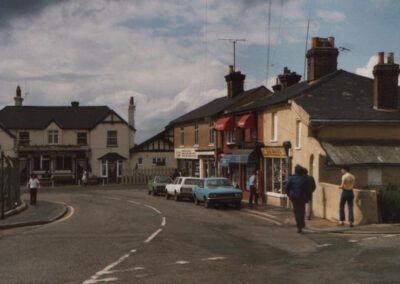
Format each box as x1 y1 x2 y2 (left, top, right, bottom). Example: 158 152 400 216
376 185 400 223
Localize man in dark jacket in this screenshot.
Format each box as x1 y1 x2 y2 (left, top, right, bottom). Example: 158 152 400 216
285 165 308 233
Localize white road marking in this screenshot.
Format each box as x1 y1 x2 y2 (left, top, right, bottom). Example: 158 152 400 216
82 250 137 284
108 267 145 274
175 261 190 264
128 200 140 205
202 256 226 261
144 228 163 243
144 204 162 214
384 234 396 238
348 240 358 243
107 197 121 201
316 244 332 248
364 237 377 240
161 217 166 227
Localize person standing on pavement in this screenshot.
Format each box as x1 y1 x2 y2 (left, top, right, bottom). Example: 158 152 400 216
27 173 40 205
338 166 356 227
248 170 258 206
285 165 308 233
303 168 316 220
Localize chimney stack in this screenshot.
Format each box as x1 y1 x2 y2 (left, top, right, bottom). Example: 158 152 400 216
128 96 136 129
14 86 23 106
306 37 339 81
272 67 301 93
71 101 79 107
373 52 400 111
225 65 245 98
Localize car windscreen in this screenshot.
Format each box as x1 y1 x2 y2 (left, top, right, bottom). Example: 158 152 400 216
155 177 171 183
184 179 198 185
206 179 232 187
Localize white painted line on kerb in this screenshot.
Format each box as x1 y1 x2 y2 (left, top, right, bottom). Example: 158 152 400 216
202 256 226 261
144 204 162 214
175 261 189 264
316 244 332 248
384 234 396 238
348 240 358 243
161 217 166 227
128 200 140 205
144 228 163 243
82 250 137 284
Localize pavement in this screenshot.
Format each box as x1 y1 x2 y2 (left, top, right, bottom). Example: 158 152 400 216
0 200 68 230
1 195 399 234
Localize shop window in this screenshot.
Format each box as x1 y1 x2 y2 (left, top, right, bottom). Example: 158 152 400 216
368 169 382 186
194 123 199 145
295 120 302 148
180 127 184 146
19 131 30 145
271 112 278 141
265 157 288 194
33 157 41 170
55 156 72 170
117 160 123 177
226 130 235 145
77 132 87 145
48 130 59 145
101 160 108 177
209 121 214 145
152 157 156 164
107 131 118 146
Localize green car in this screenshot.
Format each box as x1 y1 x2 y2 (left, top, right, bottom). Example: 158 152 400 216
147 176 173 196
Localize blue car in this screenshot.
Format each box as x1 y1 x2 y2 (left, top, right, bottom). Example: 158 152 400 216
193 177 242 209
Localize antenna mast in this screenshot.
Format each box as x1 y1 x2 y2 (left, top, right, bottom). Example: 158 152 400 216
303 17 310 81
219 38 246 70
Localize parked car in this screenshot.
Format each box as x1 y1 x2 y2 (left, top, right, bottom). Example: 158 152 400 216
192 177 242 209
165 177 199 201
147 176 172 196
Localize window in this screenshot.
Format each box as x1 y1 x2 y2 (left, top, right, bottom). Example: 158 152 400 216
368 169 382 186
48 130 59 145
226 130 235 144
33 157 41 170
55 156 72 170
19 132 30 145
117 160 123 177
194 123 199 145
209 121 214 145
271 112 278 141
152 157 157 164
101 160 107 177
265 158 288 194
180 127 184 146
295 120 302 148
138 157 143 165
251 127 257 140
77 132 87 145
107 131 117 146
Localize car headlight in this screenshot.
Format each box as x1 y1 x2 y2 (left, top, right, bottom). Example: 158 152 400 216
209 193 217 198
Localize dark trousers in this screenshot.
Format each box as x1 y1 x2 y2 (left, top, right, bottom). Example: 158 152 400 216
292 200 306 229
249 185 257 205
30 188 37 205
339 190 354 222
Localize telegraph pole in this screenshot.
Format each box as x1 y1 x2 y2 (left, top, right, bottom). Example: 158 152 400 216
219 38 246 70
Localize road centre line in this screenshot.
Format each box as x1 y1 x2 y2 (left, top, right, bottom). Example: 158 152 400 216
161 217 166 227
144 228 163 243
82 277 118 284
202 256 226 261
144 204 162 214
316 244 332 248
128 200 140 205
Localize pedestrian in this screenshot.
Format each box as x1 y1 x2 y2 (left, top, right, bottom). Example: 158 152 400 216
249 170 258 206
285 165 308 233
27 173 40 205
338 166 356 227
172 169 179 181
82 170 88 186
303 168 316 220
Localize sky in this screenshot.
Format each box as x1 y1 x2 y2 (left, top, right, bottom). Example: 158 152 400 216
0 0 399 143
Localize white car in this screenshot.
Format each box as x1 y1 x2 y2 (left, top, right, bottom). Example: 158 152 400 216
165 177 199 201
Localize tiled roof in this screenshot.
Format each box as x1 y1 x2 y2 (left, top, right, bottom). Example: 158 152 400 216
169 86 269 125
0 106 116 130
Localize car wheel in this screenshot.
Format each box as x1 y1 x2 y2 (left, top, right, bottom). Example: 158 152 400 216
152 188 157 196
204 198 211 209
194 195 200 205
235 202 241 210
165 192 169 199
148 190 151 195
174 192 180 201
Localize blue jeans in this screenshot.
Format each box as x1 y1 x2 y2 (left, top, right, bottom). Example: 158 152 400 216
339 190 354 222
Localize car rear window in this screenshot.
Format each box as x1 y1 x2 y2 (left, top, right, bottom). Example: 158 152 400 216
155 177 171 183
184 179 198 185
206 179 232 187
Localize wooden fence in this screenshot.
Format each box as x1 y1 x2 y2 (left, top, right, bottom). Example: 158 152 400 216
121 168 175 185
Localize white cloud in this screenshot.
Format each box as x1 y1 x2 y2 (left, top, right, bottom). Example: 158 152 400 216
317 10 346 23
355 55 378 78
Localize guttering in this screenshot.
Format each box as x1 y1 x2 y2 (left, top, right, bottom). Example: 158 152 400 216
310 119 400 125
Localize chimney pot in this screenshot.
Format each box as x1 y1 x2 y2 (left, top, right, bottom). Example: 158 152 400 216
229 65 235 74
327 37 335 47
387 52 394 64
378 52 384 64
130 96 134 105
311 37 318 48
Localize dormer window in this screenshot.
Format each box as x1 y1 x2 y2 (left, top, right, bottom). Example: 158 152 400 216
19 131 30 145
48 130 59 145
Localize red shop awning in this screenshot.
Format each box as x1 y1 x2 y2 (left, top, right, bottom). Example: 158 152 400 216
214 116 234 131
237 113 255 128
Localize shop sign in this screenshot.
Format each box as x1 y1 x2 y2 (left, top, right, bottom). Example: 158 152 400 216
261 147 287 158
196 151 215 156
175 148 198 159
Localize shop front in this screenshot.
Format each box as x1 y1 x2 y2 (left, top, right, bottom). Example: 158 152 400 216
261 147 290 207
175 148 200 177
197 151 216 178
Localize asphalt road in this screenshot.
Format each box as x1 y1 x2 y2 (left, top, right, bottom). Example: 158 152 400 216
1 185 399 284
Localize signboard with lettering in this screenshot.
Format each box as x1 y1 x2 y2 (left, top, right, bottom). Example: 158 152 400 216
261 147 287 158
175 148 198 159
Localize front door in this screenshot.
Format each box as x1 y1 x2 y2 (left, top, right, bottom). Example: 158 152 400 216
108 160 117 183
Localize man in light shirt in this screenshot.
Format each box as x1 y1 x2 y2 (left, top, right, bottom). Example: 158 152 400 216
27 173 40 205
248 170 258 206
338 166 356 227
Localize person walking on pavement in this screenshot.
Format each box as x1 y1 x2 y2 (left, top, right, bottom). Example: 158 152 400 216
303 168 316 220
285 165 308 233
338 166 356 227
249 170 258 206
27 173 40 205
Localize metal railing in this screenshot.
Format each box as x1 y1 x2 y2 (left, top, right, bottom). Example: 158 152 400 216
0 152 21 219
